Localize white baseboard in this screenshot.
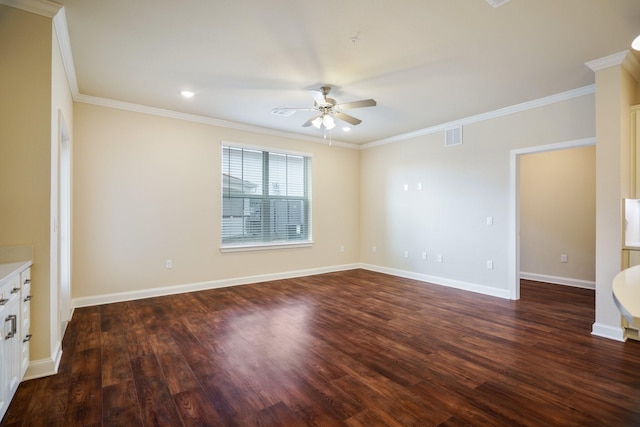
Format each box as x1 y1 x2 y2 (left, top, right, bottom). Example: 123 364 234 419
591 322 626 342
360 264 512 299
72 263 361 308
24 342 62 380
520 272 595 289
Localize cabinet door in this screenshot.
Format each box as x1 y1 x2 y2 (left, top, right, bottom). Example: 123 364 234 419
3 298 20 399
0 275 21 411
19 268 31 378
0 289 7 419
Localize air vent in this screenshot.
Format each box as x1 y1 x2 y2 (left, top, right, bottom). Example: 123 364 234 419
271 108 296 117
445 126 462 147
486 0 511 7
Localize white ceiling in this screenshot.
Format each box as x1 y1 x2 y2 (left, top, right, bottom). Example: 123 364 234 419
59 0 640 145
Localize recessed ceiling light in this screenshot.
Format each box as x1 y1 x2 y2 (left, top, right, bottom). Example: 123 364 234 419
633 35 640 51
180 90 195 98
342 127 351 132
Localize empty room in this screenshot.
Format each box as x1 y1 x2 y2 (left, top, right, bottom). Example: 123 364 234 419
2 0 640 425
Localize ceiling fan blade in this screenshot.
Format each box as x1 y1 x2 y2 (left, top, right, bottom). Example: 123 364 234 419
334 112 362 126
336 99 377 110
272 107 316 112
302 114 322 127
309 90 327 106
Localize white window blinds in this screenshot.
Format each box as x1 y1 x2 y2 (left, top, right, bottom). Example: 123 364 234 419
222 144 312 247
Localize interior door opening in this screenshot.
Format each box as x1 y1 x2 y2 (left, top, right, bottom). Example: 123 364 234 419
59 112 72 335
509 137 596 300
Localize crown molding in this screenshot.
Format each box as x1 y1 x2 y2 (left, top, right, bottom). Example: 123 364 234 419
0 0 61 17
53 8 79 97
585 50 628 72
362 84 595 149
74 94 358 149
623 51 640 84
48 2 597 151
586 49 640 85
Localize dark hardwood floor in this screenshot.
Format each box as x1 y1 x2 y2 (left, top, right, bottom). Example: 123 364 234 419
2 269 640 426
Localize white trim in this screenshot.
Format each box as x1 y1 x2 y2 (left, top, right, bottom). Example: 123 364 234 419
519 272 595 290
508 137 596 301
591 322 626 342
220 241 314 253
74 94 358 149
362 85 595 149
72 262 512 310
0 0 61 17
623 51 640 84
23 342 62 380
587 50 640 86
585 50 628 72
72 264 360 308
360 264 511 299
53 8 79 97
50 5 598 152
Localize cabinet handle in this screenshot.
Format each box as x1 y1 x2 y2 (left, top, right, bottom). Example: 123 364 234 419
24 295 32 302
23 334 32 343
5 314 16 339
11 287 20 294
24 279 30 285
0 299 7 306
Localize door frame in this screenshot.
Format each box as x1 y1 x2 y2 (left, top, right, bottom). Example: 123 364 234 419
508 137 596 300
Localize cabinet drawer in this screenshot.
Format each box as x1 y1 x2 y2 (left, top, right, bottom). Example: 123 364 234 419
0 275 20 308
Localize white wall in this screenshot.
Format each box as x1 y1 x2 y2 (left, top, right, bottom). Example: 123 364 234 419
520 146 596 287
48 20 74 376
72 103 360 302
360 94 595 297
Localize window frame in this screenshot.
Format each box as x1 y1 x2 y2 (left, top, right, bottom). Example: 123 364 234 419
220 141 313 252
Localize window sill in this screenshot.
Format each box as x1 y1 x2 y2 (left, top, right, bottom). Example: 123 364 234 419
220 241 314 253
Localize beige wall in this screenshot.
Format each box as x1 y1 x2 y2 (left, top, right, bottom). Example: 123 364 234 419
0 6 53 363
520 146 596 285
360 95 595 295
72 103 360 299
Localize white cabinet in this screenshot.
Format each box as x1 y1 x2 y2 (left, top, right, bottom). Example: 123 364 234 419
19 268 31 378
0 262 31 421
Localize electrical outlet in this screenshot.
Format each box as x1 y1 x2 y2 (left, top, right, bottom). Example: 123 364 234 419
486 216 493 226
340 245 345 253
372 246 377 253
487 260 494 270
165 259 173 269
404 250 409 258
422 252 427 260
437 254 443 263
561 254 568 263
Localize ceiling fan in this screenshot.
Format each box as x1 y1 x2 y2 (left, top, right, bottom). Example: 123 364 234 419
273 86 376 130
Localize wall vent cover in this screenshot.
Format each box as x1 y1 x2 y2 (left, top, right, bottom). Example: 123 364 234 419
271 108 296 117
486 0 511 7
445 126 462 147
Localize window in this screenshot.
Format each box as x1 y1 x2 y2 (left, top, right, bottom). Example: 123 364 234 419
221 144 312 249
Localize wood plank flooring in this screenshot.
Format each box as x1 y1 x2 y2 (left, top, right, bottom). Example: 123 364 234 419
2 269 640 426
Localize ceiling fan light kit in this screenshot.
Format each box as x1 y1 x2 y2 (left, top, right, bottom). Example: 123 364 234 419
274 85 377 134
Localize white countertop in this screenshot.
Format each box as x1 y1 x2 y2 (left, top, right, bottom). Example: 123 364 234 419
612 264 640 328
0 261 32 286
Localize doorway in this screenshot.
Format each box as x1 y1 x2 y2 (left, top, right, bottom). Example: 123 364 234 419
58 112 72 335
508 137 596 299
